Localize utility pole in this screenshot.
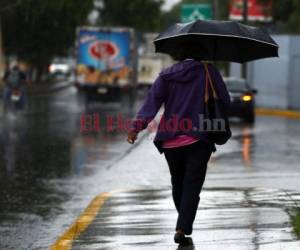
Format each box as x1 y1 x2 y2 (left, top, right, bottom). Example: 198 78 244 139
242 0 248 79
243 0 248 23
0 15 5 82
212 0 219 20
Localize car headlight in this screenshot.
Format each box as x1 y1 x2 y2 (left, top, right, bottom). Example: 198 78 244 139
242 95 252 102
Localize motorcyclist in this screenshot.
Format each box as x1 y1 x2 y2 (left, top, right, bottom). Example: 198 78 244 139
2 64 27 109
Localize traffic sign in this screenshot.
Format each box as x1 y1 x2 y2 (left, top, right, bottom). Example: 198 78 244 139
181 4 213 22
229 0 273 22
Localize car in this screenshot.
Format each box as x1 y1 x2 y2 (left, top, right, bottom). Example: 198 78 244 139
49 58 73 76
224 77 257 124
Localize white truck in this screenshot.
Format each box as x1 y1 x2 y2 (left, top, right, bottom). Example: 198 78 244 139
138 33 173 87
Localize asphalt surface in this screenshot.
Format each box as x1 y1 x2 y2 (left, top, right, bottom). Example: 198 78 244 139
0 84 299 249
71 188 300 250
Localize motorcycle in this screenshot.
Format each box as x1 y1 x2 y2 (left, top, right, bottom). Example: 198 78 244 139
4 87 26 112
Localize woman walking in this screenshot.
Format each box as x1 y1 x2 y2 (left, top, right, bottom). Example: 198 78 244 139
127 58 230 245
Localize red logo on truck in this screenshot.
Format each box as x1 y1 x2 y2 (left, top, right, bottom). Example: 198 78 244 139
89 41 119 60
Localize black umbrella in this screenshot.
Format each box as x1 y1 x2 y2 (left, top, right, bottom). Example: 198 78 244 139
154 20 279 63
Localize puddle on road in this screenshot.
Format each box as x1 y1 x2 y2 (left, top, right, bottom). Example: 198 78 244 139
0 88 143 249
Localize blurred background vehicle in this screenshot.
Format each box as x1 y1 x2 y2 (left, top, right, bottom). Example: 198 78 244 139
224 77 257 123
49 57 73 76
4 88 25 112
74 27 137 103
138 33 173 88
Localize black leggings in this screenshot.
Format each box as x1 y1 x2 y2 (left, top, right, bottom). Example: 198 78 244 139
163 140 212 235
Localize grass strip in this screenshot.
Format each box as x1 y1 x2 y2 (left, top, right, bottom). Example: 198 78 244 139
291 209 300 238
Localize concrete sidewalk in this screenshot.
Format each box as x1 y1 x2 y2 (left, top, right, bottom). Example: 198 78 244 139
53 188 300 250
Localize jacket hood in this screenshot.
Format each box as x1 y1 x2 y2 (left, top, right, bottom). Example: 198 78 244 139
160 59 203 83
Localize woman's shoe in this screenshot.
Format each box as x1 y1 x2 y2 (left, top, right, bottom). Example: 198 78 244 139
174 230 189 245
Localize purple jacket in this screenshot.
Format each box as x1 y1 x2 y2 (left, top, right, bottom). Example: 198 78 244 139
132 59 230 153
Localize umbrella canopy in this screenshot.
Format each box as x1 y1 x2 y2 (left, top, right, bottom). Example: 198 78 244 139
154 20 279 63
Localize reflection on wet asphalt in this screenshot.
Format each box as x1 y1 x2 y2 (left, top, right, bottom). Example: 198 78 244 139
206 117 300 191
0 86 143 249
0 86 300 249
72 188 300 250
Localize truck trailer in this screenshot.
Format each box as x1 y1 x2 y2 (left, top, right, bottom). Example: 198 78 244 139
75 27 137 103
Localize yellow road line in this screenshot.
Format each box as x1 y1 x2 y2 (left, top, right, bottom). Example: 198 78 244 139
50 190 121 250
256 108 300 120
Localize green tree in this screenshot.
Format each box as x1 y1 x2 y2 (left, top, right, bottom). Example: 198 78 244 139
98 0 163 32
1 0 94 76
259 0 300 33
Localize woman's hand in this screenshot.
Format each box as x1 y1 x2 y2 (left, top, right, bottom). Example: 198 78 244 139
127 131 138 144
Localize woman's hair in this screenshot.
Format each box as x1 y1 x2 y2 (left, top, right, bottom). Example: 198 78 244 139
171 50 188 61
171 49 203 61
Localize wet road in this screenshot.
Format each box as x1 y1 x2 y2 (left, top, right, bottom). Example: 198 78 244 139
0 85 143 249
71 188 300 250
0 85 299 249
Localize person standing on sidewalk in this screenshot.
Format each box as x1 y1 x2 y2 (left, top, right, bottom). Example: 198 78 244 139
127 59 230 245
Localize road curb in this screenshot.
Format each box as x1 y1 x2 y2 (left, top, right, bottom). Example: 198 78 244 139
50 190 123 250
256 108 300 120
